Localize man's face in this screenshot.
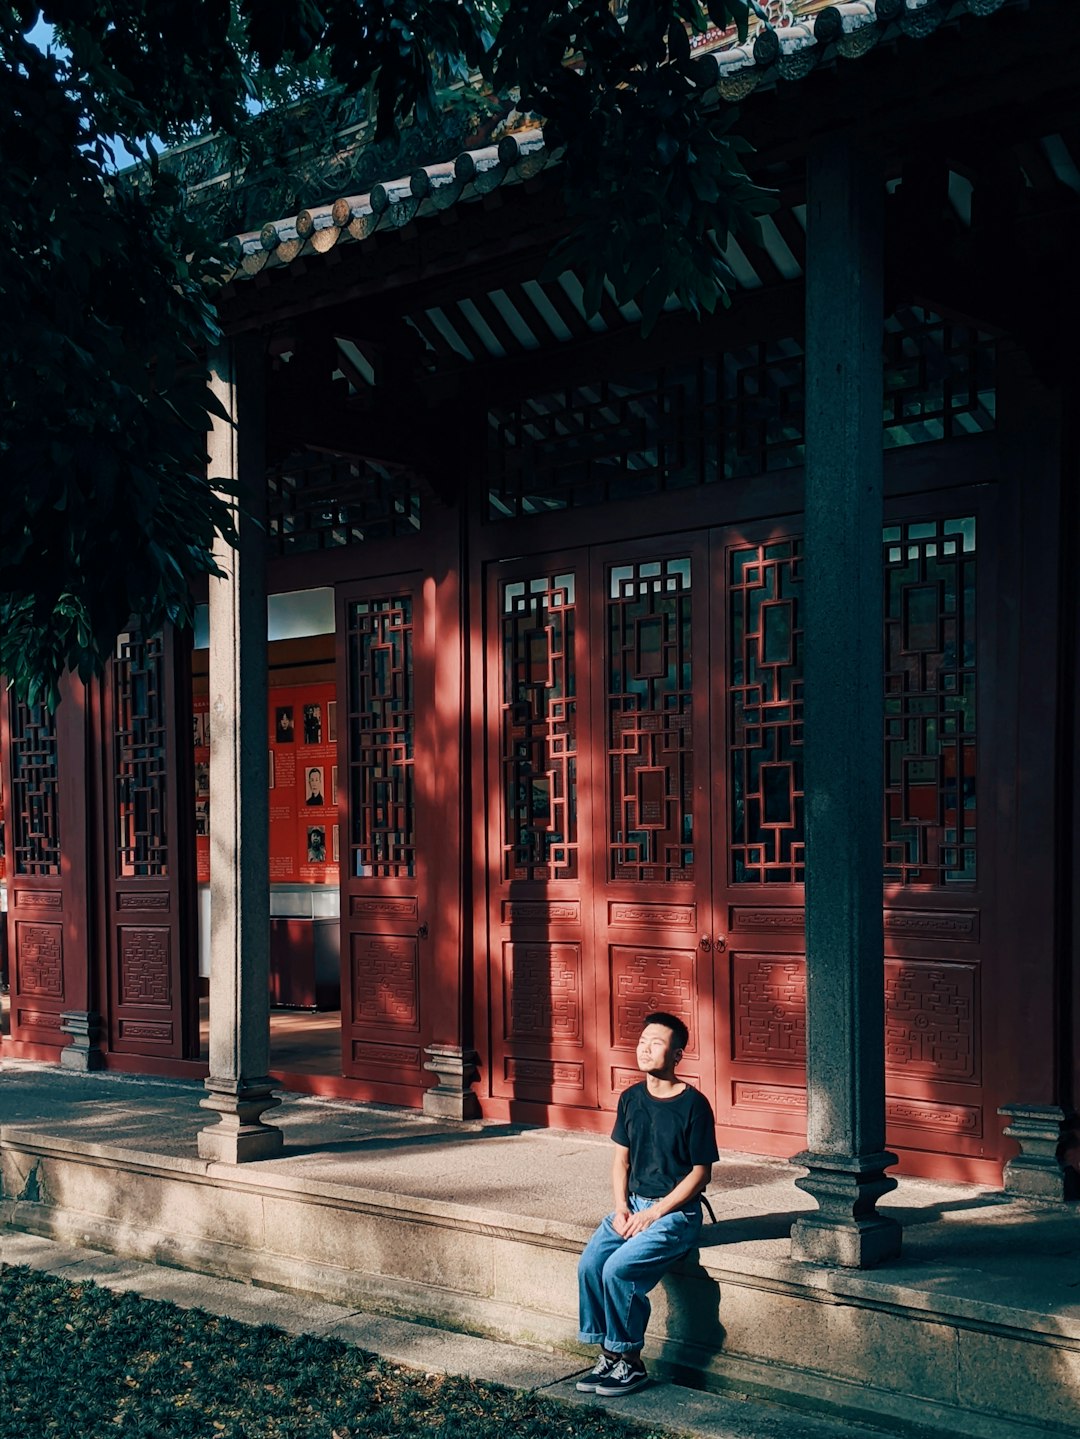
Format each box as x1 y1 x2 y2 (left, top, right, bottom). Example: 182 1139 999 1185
636 1023 681 1075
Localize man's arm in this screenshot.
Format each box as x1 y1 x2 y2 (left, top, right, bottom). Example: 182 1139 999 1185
611 1143 632 1236
620 1162 712 1237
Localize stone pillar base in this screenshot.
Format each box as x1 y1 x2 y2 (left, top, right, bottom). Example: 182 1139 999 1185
59 1011 105 1071
422 1045 481 1121
790 1149 902 1267
999 1104 1075 1200
197 1078 283 1163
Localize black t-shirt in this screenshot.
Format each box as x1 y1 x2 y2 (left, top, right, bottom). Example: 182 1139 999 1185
611 1082 719 1198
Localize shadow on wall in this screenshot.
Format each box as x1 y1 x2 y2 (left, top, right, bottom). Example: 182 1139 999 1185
696 1209 806 1248
659 1247 726 1378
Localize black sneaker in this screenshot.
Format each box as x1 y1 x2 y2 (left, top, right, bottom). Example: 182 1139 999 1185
594 1357 649 1396
576 1354 617 1392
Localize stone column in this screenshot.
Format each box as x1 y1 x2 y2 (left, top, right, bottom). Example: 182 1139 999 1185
59 1010 104 1070
790 136 901 1268
197 335 283 1164
999 1105 1076 1199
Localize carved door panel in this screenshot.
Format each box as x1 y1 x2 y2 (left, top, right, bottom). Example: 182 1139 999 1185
0 677 92 1055
878 505 995 1165
709 503 998 1166
710 524 809 1146
483 498 999 1166
590 538 717 1113
102 627 198 1059
338 578 434 1095
487 555 600 1108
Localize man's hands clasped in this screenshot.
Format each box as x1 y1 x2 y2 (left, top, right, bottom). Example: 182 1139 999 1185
613 1204 659 1238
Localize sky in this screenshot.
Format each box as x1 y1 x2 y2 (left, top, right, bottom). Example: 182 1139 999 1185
27 12 148 170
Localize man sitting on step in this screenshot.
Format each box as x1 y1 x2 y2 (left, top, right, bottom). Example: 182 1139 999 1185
576 1010 718 1397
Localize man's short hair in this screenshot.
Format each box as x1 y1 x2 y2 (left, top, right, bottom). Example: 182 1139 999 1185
643 1011 689 1053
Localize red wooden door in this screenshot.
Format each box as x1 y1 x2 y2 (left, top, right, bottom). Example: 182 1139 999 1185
588 537 718 1113
710 522 809 1148
486 555 600 1109
878 501 999 1171
484 495 1002 1172
486 533 787 1123
708 500 1001 1169
0 679 92 1057
101 627 198 1059
337 577 434 1097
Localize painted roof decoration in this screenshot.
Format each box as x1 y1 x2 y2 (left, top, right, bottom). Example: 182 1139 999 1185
224 0 1016 285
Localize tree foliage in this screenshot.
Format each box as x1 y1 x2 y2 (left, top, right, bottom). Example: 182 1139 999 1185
0 0 762 705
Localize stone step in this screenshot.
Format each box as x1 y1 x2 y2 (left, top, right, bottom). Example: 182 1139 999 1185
2 1125 1077 1439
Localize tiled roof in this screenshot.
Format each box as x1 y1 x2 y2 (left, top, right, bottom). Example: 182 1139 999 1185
225 0 1018 283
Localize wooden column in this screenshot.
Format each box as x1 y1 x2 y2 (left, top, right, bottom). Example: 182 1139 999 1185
1066 375 1080 1195
197 335 283 1163
421 472 479 1118
790 136 901 1267
994 346 1074 1196
54 675 101 1069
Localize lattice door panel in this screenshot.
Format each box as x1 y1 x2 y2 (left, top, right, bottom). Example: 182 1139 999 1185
590 538 717 1113
480 501 999 1164
487 554 602 1108
709 525 809 1143
0 675 93 1056
102 626 197 1059
338 579 434 1095
710 504 996 1166
883 518 977 887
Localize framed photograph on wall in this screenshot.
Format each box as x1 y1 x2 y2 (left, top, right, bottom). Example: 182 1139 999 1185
303 704 323 745
304 766 325 806
275 706 295 743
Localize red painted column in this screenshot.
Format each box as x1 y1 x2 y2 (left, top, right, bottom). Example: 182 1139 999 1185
421 493 480 1118
997 349 1077 1196
56 673 102 1068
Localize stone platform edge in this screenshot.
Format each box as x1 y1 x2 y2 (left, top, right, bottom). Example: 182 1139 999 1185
1 1127 1078 1439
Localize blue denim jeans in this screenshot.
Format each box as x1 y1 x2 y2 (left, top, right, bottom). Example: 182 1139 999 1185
577 1194 703 1353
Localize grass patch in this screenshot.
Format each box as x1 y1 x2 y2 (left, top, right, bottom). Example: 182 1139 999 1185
1 1266 680 1439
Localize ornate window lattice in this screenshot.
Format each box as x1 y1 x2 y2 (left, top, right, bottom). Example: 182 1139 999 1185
115 631 169 878
883 308 996 448
728 516 978 887
502 572 577 881
729 539 805 884
487 369 715 520
720 338 806 480
608 558 694 882
883 517 976 885
9 699 60 876
486 313 996 517
346 596 416 878
267 449 420 554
